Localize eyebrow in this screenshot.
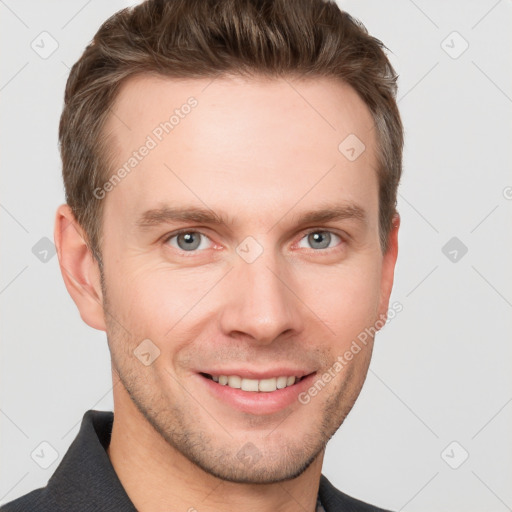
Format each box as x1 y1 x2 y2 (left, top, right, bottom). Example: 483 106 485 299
135 203 367 231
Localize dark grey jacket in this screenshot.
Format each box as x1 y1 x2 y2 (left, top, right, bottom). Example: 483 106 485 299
1 410 393 511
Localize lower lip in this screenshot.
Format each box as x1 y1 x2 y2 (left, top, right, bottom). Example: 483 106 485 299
197 373 316 415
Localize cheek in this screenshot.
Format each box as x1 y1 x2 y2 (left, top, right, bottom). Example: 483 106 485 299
295 262 382 340
105 248 383 353
107 262 220 341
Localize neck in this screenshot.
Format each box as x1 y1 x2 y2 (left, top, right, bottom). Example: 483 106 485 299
107 380 324 512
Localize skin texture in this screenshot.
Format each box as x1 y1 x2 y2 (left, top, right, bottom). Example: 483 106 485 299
54 74 399 512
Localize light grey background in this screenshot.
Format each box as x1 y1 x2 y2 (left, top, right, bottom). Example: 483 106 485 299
1 1 511 510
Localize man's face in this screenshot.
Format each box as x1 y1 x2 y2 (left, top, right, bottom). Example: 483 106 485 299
98 74 396 483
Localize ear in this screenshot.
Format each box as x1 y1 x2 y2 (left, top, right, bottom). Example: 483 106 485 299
377 212 400 321
54 204 106 331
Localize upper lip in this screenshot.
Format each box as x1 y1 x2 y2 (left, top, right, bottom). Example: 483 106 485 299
198 368 315 379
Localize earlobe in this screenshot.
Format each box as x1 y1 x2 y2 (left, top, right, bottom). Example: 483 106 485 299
377 212 400 322
54 204 107 331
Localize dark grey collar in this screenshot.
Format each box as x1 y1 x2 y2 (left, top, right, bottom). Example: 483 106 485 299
13 410 391 512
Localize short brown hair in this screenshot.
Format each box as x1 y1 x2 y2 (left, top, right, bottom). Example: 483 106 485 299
59 0 403 264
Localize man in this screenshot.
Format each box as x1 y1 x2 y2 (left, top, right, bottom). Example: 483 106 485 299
1 0 403 510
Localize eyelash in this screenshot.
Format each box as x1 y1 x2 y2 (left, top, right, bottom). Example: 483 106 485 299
162 228 345 257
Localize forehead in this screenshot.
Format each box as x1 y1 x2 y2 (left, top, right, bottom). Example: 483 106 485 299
107 73 376 150
101 73 379 230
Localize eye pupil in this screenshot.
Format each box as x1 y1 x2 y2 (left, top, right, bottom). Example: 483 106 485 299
177 232 201 251
308 231 331 249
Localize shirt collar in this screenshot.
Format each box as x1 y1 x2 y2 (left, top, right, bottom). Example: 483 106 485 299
46 410 137 511
48 409 331 511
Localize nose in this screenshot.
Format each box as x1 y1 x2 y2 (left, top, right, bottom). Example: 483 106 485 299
218 248 305 346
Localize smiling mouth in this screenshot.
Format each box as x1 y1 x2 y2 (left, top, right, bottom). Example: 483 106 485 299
200 372 312 392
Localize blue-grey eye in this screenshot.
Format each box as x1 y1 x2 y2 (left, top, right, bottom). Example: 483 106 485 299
167 232 211 252
298 231 341 250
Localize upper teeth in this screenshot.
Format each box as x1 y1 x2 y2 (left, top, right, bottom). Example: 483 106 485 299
211 375 297 392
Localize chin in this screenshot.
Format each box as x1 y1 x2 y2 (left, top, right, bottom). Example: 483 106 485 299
187 442 324 484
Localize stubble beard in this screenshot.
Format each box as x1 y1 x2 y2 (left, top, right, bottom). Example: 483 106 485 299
100 269 368 484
